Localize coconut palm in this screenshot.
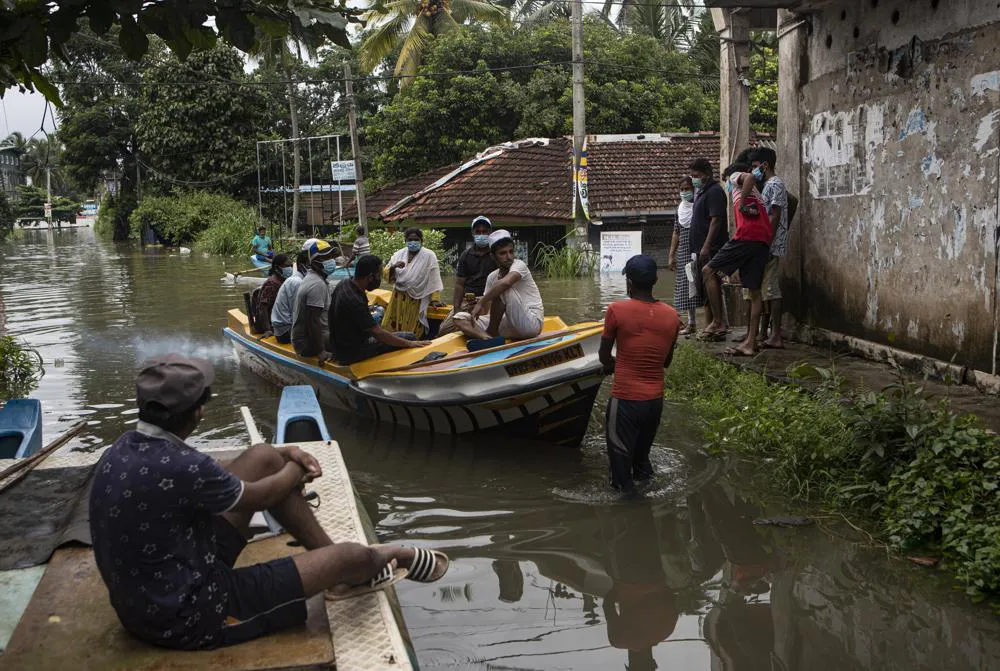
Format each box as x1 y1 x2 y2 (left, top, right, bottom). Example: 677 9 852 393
1 132 27 156
499 0 571 24
359 0 509 83
602 0 698 51
20 136 69 194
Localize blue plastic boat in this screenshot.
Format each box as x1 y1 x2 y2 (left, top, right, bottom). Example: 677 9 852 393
275 385 330 443
0 399 42 459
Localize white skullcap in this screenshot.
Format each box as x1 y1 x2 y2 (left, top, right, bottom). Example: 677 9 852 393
488 229 512 249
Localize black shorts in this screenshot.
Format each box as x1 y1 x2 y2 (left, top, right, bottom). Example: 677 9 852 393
212 517 308 647
707 240 770 291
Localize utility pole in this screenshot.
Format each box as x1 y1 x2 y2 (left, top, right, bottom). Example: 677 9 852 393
45 166 52 228
343 63 367 231
571 0 588 246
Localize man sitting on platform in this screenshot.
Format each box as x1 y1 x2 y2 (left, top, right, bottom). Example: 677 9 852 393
90 354 449 650
329 254 430 365
251 225 274 262
453 230 544 343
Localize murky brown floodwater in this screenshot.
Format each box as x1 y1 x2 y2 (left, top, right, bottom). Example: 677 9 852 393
2 228 999 670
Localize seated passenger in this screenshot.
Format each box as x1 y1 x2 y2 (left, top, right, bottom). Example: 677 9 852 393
251 225 274 262
252 254 291 334
453 230 544 342
439 215 498 336
271 249 309 344
329 255 430 365
382 227 444 339
291 240 337 360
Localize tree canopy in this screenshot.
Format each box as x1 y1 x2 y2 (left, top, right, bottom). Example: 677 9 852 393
1 0 358 104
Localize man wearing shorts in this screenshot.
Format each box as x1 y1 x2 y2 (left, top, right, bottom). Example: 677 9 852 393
90 354 448 650
702 170 772 357
453 229 544 342
750 148 789 349
599 255 680 493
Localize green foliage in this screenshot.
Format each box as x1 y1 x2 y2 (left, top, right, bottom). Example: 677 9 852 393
665 345 1000 601
533 240 597 277
129 191 262 247
368 20 718 183
750 42 778 134
367 228 453 272
12 185 81 222
0 191 14 243
0 336 44 400
1 0 357 102
136 46 275 198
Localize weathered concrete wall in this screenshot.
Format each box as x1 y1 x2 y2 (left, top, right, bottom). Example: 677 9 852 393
782 0 1000 373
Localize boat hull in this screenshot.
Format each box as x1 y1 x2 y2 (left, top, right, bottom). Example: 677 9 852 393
226 327 603 447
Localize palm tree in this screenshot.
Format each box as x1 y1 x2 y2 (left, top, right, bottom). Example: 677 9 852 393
19 136 69 195
1 132 27 156
500 0 571 24
359 0 508 83
602 0 698 51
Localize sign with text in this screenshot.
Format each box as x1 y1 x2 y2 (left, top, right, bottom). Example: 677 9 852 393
330 161 356 182
599 231 642 273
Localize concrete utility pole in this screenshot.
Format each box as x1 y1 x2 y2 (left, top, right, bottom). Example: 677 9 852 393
343 63 368 231
571 0 588 244
45 166 52 228
714 8 751 172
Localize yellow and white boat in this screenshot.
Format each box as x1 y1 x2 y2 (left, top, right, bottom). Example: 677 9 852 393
224 301 605 447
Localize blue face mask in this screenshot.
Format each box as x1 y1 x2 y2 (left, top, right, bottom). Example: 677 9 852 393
752 167 765 182
322 259 338 275
474 234 490 248
680 191 694 203
406 241 422 253
691 177 703 190
280 266 293 279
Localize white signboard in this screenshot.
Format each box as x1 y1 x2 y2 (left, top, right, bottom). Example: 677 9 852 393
600 231 642 273
330 160 356 182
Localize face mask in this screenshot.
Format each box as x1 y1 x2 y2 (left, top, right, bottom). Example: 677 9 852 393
691 177 703 190
406 241 422 253
322 259 338 275
280 266 293 279
474 234 490 248
752 167 765 182
680 191 694 203
723 181 733 195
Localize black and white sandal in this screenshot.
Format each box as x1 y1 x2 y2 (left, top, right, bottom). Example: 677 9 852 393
325 559 409 601
405 547 450 583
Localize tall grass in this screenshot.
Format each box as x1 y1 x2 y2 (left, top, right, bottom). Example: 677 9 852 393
533 239 598 278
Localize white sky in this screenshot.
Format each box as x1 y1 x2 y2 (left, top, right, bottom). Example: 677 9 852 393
2 88 58 138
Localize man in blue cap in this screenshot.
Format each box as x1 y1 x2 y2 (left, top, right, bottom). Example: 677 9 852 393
599 255 681 493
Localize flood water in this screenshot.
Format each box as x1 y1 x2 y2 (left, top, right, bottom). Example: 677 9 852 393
2 228 999 670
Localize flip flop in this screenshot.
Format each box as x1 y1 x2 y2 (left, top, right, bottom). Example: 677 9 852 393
325 559 409 601
698 330 728 343
679 325 698 336
404 547 450 583
723 347 755 357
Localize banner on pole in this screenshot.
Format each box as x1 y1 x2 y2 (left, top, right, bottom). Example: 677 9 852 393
330 161 356 182
599 230 642 273
577 138 590 221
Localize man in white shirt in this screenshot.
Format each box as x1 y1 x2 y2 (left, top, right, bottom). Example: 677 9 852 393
453 229 544 342
271 249 309 344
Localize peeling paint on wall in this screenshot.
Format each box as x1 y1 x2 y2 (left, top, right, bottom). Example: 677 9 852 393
971 70 1000 97
974 110 1000 152
803 104 886 199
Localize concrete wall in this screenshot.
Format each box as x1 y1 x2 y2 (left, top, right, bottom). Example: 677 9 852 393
780 0 1000 373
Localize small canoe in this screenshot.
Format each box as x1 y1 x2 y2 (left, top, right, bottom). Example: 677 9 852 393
225 307 605 447
0 400 42 460
275 385 331 443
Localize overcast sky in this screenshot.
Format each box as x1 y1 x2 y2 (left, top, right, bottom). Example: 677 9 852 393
2 87 58 139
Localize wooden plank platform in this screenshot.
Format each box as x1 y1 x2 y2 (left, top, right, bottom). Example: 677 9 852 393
0 441 414 671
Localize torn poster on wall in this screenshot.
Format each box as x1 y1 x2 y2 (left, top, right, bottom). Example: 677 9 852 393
802 103 885 199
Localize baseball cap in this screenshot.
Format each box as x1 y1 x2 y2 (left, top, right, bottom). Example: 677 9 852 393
136 354 214 414
471 215 492 230
488 229 512 250
622 254 658 285
302 237 318 251
305 239 335 262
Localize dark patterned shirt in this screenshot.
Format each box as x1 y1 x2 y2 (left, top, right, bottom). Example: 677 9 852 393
89 421 244 649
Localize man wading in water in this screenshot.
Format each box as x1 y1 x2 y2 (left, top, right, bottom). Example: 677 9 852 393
90 354 449 650
599 255 681 493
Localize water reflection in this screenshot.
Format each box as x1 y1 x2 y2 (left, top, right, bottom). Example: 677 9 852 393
2 229 1000 670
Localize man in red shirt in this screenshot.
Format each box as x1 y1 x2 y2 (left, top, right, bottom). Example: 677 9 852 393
702 171 773 357
599 255 681 493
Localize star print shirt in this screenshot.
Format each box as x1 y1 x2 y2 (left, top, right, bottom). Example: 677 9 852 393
89 421 244 649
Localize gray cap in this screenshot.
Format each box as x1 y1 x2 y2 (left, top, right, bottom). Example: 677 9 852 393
136 354 214 414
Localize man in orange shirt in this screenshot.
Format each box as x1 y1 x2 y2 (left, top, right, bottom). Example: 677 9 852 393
599 255 681 493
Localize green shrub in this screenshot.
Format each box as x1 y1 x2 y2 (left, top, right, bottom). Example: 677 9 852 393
95 193 135 241
534 239 598 278
194 208 263 256
0 191 14 243
665 344 1000 601
130 190 263 248
0 336 44 400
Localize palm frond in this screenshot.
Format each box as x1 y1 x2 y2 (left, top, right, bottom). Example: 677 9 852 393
360 11 413 71
450 0 510 25
433 10 461 35
395 14 432 83
523 0 571 23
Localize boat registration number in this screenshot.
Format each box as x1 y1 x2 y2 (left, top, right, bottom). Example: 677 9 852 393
505 344 584 377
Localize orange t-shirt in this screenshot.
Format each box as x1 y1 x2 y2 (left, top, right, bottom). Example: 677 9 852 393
603 298 681 401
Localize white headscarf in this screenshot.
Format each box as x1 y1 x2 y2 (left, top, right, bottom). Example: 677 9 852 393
389 246 444 329
677 199 694 229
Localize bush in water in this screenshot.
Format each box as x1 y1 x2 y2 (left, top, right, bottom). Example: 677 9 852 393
129 190 264 248
664 344 1000 601
0 191 14 242
0 336 44 400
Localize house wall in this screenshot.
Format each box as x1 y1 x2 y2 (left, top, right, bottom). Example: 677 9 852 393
781 0 1000 373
